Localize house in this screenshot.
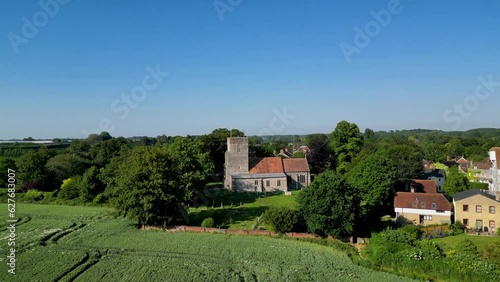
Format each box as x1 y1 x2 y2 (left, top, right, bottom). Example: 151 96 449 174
456 157 469 172
453 189 500 233
468 158 493 190
224 137 311 192
423 170 446 193
490 147 500 194
395 179 452 225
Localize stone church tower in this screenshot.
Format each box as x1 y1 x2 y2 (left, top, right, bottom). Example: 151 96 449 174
224 137 249 188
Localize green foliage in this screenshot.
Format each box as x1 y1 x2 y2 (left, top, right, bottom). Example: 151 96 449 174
201 217 215 228
78 166 104 202
305 133 331 174
298 170 358 238
443 166 470 197
58 177 81 200
456 239 479 256
198 128 244 174
469 181 489 190
262 207 301 233
329 121 363 174
17 147 57 191
46 153 88 182
0 158 16 188
292 151 305 158
24 190 44 201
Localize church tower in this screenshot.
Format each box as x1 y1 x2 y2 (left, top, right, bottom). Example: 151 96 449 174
224 137 249 189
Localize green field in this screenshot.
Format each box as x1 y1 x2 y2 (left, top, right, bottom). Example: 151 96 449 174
0 204 414 281
432 233 500 252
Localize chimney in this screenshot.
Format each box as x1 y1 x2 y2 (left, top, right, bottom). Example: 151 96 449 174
496 192 500 202
410 187 415 193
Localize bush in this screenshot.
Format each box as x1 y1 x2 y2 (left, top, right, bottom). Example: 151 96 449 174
93 193 107 204
58 177 81 200
262 207 301 233
24 190 43 201
456 239 479 256
402 225 423 239
201 217 215 228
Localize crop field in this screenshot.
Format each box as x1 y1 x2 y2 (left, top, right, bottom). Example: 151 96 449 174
0 204 414 281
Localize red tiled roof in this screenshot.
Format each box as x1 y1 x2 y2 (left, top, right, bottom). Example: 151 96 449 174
283 158 309 172
472 158 491 170
249 157 284 174
413 179 437 194
394 192 451 211
456 157 469 164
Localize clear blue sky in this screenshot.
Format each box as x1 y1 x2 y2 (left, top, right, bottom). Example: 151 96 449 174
1 0 499 139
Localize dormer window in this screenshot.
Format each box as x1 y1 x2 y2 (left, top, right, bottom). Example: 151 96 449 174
421 202 426 209
432 203 436 209
412 200 418 208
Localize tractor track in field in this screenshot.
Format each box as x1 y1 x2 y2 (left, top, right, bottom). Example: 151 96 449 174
40 223 86 246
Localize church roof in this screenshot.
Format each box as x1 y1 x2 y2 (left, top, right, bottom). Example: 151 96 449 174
249 157 310 174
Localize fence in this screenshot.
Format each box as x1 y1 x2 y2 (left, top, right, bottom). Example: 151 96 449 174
141 225 369 244
420 224 448 235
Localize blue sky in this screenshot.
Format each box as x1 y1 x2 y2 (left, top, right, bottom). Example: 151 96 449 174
1 0 499 139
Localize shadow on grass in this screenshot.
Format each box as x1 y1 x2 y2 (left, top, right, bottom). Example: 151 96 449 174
189 206 268 229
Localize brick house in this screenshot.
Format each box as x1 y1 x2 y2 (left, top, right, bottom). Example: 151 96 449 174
453 189 500 233
224 137 310 192
394 180 452 225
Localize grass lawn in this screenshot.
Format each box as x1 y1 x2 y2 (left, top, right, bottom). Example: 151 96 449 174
432 233 500 252
189 190 300 230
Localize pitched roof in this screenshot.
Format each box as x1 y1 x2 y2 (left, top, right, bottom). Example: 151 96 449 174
453 189 498 202
249 157 284 174
412 179 438 194
395 192 451 211
456 157 469 164
423 169 445 178
471 158 491 170
283 158 310 172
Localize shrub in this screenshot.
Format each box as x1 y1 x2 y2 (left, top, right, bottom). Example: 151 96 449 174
201 217 215 228
58 177 81 200
456 239 479 256
402 225 423 239
262 207 301 233
93 193 107 204
24 190 44 201
454 220 465 232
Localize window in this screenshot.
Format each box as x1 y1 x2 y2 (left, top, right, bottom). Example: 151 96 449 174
463 219 469 226
476 205 482 213
490 221 496 229
412 201 418 208
463 205 469 212
421 202 426 209
277 180 281 187
266 180 270 187
423 215 432 220
490 206 496 214
432 203 436 209
476 220 483 229
254 180 258 186
298 175 306 184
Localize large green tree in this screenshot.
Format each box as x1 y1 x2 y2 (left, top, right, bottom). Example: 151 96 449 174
106 139 213 225
329 121 364 174
17 147 56 191
297 170 358 238
305 133 331 174
46 153 88 183
443 166 470 197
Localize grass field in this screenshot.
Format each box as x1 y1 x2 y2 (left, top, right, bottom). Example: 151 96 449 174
189 191 299 230
0 204 415 281
432 233 500 252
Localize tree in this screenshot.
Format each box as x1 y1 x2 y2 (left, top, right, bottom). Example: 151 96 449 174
443 166 470 197
106 139 213 226
384 144 424 181
0 158 17 188
297 171 358 238
305 134 331 174
46 153 88 183
78 166 105 202
347 150 397 234
329 121 364 174
90 137 128 167
17 147 56 191
106 146 190 225
58 177 81 200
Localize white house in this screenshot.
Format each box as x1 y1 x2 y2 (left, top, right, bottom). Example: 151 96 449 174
490 147 500 195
